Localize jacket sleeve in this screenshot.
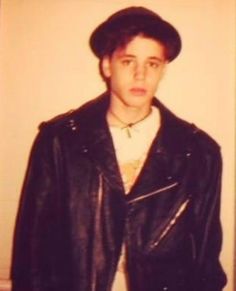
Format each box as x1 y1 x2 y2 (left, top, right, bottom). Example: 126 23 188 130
11 126 62 291
193 145 227 291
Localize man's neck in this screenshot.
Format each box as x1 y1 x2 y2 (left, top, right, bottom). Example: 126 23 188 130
107 100 152 127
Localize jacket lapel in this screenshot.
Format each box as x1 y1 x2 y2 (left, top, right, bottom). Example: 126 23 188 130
89 123 124 193
126 99 194 202
81 95 124 194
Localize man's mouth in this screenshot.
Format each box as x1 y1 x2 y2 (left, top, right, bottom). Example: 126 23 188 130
130 88 147 96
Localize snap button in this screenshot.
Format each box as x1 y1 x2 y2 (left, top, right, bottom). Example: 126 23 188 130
68 119 78 131
156 148 163 154
81 146 88 153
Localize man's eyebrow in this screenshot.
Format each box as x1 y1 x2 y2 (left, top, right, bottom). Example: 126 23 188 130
118 54 135 58
148 56 165 62
117 54 165 62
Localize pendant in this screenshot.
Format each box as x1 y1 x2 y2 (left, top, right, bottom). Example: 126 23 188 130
126 127 132 138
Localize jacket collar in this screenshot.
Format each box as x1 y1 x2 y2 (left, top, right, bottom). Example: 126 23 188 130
75 92 196 195
79 92 195 155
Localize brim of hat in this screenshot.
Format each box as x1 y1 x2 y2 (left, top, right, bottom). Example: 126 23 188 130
89 10 181 61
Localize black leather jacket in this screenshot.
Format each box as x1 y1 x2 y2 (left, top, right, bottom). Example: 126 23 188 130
11 93 227 291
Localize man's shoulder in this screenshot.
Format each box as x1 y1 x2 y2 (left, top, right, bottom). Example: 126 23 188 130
39 93 108 133
174 116 221 159
156 99 221 156
189 124 220 156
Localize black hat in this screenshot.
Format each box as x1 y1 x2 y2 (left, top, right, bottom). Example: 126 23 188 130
89 6 182 62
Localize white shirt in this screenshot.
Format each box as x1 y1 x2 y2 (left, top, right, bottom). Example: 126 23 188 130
108 106 160 290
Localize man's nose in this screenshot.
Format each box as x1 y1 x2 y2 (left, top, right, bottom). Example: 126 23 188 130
134 64 146 80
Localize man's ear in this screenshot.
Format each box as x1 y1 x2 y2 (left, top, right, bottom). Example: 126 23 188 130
100 56 111 78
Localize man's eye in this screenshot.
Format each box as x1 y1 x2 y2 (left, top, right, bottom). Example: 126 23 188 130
121 59 133 66
148 62 160 68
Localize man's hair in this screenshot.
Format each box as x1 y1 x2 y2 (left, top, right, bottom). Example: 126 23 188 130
95 24 177 61
90 7 182 62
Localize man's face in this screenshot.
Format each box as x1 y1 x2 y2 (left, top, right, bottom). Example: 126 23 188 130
101 35 167 111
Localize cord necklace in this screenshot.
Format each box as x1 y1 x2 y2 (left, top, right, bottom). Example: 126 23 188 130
109 109 152 138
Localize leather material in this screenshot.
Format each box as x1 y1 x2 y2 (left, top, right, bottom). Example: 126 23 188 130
11 93 227 291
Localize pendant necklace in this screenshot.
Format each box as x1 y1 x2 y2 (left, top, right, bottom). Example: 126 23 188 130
109 109 152 138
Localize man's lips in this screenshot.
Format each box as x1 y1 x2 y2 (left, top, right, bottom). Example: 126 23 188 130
130 87 147 96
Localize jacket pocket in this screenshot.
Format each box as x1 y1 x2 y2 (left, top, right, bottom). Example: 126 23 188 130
149 197 190 250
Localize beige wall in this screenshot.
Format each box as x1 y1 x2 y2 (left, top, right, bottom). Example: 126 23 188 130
1 0 235 290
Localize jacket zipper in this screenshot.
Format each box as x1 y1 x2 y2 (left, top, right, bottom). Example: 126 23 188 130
150 198 190 249
127 182 178 204
91 174 103 291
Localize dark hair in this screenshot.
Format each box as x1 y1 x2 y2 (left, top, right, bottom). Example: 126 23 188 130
90 7 182 62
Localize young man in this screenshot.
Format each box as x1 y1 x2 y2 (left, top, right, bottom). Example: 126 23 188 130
11 7 227 291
